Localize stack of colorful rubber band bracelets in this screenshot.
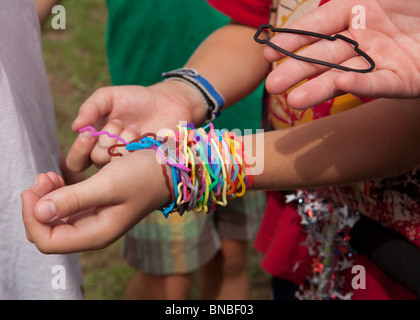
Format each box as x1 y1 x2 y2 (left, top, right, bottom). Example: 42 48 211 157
103 122 253 218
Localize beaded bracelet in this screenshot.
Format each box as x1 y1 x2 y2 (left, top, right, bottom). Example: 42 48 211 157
80 123 253 218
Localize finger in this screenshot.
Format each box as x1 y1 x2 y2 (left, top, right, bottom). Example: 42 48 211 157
109 124 141 159
46 171 64 189
28 204 132 254
45 172 68 221
265 32 357 95
335 70 407 98
71 87 114 132
90 119 125 166
21 189 52 245
22 173 124 253
25 173 63 242
120 124 141 143
63 205 130 252
286 71 344 109
30 173 59 196
22 187 110 253
96 119 125 148
66 129 98 172
33 169 121 223
264 0 350 62
286 56 371 109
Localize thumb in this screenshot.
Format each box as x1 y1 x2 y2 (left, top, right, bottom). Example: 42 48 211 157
34 171 119 223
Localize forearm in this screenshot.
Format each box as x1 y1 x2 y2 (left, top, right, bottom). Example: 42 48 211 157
183 20 270 123
248 98 420 190
35 0 61 26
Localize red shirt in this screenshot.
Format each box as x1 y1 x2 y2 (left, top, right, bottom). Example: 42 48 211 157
208 0 270 28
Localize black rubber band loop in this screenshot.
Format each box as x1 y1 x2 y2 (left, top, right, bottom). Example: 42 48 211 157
254 24 375 73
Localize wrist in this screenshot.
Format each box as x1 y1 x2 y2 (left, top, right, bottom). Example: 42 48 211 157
162 68 225 124
100 125 253 218
153 80 208 126
122 137 177 217
112 148 170 203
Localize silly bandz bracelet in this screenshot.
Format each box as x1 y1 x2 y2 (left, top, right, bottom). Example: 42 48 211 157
79 123 253 218
79 126 128 144
254 24 375 73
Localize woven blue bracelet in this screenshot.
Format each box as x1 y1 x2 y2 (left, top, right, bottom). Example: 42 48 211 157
162 68 225 122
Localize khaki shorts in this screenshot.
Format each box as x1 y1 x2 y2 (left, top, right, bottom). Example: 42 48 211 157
122 190 266 275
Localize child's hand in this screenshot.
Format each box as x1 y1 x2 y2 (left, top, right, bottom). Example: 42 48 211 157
21 149 171 254
263 0 420 109
67 82 207 172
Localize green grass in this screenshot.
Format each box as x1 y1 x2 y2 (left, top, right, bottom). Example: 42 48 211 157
42 0 111 153
79 241 136 300
42 0 270 300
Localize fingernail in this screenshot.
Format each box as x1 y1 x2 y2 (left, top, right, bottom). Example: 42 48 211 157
127 124 140 132
37 200 57 222
80 130 94 141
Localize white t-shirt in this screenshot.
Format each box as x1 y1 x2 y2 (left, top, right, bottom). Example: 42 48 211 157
0 1 83 299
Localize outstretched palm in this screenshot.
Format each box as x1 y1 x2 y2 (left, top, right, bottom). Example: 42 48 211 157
264 0 420 109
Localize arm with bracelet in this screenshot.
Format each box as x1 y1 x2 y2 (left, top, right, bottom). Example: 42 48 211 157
21 96 420 254
21 11 420 256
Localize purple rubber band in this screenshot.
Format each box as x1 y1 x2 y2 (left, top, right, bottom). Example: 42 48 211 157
79 126 128 144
